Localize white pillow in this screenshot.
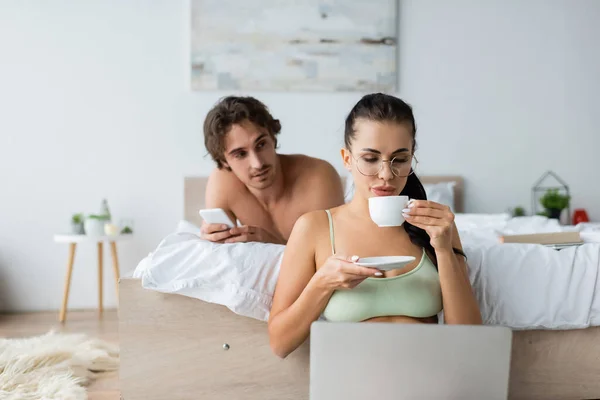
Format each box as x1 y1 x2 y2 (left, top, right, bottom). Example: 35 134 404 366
138 232 285 322
175 219 202 234
130 220 203 279
423 181 456 212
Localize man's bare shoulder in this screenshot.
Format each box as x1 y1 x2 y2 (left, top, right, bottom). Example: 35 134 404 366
281 154 345 210
205 168 248 208
283 154 342 184
207 167 247 191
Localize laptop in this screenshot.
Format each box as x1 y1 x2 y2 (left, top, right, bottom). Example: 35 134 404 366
310 322 512 400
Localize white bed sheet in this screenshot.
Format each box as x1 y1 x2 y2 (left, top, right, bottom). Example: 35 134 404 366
463 241 600 329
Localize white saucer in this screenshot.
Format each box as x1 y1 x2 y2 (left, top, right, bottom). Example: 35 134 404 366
355 256 416 271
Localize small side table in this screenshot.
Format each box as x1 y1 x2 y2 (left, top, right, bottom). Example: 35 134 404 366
53 233 132 322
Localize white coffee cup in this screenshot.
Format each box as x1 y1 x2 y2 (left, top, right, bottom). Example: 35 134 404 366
368 195 410 227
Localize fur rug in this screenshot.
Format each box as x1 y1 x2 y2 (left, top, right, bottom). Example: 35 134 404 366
0 331 119 400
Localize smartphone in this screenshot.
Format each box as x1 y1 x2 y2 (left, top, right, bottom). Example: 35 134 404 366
198 208 236 229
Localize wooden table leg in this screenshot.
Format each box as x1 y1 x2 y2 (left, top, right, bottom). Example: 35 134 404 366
109 241 120 302
98 241 103 316
59 243 76 323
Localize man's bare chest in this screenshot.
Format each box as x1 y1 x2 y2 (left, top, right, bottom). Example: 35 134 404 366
232 196 302 241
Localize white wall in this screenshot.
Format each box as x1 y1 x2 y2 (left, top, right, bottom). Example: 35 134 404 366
0 0 598 312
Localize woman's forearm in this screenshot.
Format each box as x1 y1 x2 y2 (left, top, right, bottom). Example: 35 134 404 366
268 278 333 358
436 249 482 325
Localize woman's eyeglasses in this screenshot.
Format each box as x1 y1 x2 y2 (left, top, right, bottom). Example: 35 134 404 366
352 153 418 177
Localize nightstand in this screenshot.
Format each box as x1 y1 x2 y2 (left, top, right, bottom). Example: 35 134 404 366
53 233 132 322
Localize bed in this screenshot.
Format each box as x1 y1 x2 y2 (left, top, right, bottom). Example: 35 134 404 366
119 175 600 400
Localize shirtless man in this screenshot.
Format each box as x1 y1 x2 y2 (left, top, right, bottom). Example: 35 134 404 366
201 96 345 245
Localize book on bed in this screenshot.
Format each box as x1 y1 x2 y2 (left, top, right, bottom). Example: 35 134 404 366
499 232 583 247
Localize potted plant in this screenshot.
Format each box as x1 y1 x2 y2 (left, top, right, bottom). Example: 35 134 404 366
119 218 134 235
512 206 526 217
539 189 570 220
71 213 85 234
84 214 110 236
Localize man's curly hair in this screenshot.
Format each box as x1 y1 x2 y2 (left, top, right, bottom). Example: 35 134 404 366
203 96 281 169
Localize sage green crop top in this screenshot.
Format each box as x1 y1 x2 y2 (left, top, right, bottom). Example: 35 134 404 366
322 210 443 322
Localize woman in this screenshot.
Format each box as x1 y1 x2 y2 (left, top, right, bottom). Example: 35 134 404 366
267 93 482 359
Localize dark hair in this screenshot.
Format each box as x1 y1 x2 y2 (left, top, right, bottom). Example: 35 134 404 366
344 93 466 265
203 96 281 169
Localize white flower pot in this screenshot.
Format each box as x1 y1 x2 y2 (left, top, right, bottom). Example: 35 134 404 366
71 222 84 235
84 218 106 236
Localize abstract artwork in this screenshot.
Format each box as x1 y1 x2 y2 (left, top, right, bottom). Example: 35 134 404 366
190 0 398 92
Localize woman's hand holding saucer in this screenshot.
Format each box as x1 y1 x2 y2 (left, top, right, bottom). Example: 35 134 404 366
314 254 383 292
401 199 455 252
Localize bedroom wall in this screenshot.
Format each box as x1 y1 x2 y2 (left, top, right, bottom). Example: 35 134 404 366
0 0 597 312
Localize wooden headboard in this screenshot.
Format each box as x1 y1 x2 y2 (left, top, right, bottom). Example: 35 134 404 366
184 176 209 228
184 175 464 226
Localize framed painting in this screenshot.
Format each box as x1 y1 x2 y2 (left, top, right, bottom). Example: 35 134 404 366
190 0 398 92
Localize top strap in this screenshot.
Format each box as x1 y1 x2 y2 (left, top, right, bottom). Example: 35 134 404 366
324 209 336 255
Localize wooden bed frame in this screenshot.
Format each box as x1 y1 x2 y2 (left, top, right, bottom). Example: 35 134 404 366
119 175 600 400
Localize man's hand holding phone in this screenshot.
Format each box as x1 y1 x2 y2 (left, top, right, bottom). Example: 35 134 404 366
199 208 236 242
200 222 236 242
199 208 284 245
200 223 284 245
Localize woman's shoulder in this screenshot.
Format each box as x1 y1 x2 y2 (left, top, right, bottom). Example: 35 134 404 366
290 206 344 241
299 204 347 225
286 208 340 262
294 209 330 232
